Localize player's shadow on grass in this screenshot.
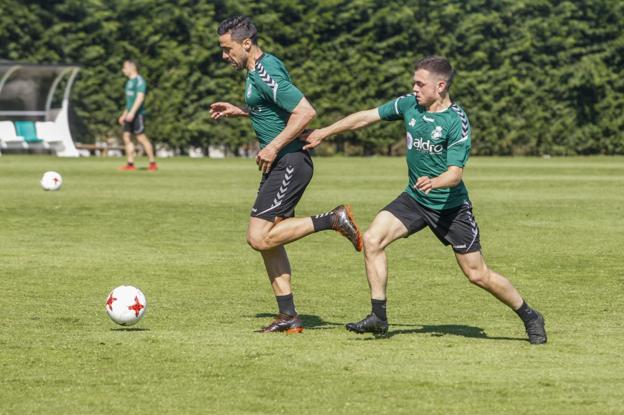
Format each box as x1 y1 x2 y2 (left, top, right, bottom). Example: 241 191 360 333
110 327 150 332
255 313 341 330
381 323 525 342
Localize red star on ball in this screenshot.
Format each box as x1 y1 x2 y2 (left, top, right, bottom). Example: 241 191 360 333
106 293 117 311
128 296 144 317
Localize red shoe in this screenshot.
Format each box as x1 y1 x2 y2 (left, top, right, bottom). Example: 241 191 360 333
118 164 137 171
148 162 158 172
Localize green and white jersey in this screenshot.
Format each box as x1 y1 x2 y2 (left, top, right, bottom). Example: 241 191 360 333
245 53 305 157
125 75 147 115
378 94 472 210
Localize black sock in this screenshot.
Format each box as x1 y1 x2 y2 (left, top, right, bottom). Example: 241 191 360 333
127 162 134 166
371 298 387 321
311 210 333 232
514 300 538 323
276 293 296 316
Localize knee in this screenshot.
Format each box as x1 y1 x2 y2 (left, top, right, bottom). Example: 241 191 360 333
247 234 266 251
363 230 383 253
464 267 491 287
247 232 272 251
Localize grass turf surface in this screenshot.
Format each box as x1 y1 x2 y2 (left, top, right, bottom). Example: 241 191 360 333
1 155 623 414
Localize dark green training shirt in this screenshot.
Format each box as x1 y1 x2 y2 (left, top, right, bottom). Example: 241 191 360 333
244 53 305 157
125 75 147 115
378 94 472 210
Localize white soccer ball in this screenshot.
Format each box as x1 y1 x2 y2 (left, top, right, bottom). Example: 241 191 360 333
105 285 147 326
40 171 63 191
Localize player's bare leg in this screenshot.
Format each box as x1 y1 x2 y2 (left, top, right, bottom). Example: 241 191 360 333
247 217 314 251
136 133 155 163
256 243 303 333
261 244 292 296
346 211 407 336
137 133 157 170
454 251 523 308
247 205 362 252
249 218 303 333
118 132 137 171
455 251 547 344
362 211 409 300
122 132 135 164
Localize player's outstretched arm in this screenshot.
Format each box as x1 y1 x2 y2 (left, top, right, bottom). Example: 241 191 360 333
209 102 249 119
302 108 381 150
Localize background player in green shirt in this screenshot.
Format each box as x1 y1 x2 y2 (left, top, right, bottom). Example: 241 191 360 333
118 59 157 171
210 16 362 333
303 56 547 344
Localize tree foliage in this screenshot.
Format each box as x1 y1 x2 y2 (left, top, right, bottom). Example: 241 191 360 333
1 0 622 155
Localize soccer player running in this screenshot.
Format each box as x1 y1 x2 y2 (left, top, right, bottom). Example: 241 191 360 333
210 16 362 333
302 56 547 344
118 59 157 171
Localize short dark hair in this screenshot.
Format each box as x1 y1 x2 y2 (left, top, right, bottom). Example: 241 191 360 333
415 56 454 91
124 59 139 70
217 15 258 44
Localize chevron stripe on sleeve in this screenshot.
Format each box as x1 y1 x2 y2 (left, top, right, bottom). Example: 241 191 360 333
448 104 470 149
255 61 279 101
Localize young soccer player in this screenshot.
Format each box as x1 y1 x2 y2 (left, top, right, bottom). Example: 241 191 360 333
303 56 547 344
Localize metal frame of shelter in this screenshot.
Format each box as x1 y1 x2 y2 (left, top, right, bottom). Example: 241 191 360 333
0 62 81 156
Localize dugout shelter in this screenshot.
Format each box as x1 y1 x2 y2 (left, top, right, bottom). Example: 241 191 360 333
0 61 80 156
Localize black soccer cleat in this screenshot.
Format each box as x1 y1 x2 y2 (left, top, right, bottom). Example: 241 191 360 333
346 313 388 337
257 313 304 334
331 205 363 252
524 311 547 344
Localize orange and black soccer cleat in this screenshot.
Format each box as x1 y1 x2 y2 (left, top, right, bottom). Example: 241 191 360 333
331 205 363 252
257 313 304 334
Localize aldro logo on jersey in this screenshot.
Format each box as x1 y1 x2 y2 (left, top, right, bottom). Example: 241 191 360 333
406 132 444 154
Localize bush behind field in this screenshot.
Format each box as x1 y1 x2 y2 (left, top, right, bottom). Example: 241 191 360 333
1 0 623 155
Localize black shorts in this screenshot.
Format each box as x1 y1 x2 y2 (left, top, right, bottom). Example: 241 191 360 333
251 150 313 221
122 114 145 135
383 192 481 254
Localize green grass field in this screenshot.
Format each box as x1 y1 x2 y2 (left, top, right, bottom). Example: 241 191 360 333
1 155 623 414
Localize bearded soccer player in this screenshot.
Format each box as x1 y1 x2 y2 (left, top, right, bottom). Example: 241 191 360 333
210 16 362 333
303 56 547 344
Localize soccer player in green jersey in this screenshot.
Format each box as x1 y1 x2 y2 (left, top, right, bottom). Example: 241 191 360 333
210 16 363 333
303 56 547 344
118 59 157 171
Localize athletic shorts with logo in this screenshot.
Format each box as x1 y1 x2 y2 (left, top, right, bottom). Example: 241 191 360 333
383 192 481 254
251 150 313 221
122 114 145 135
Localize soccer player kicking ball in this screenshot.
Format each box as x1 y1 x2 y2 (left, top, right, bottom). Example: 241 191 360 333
211 16 362 334
302 56 547 344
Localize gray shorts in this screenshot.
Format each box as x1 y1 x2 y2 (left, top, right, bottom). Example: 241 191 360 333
382 192 481 254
